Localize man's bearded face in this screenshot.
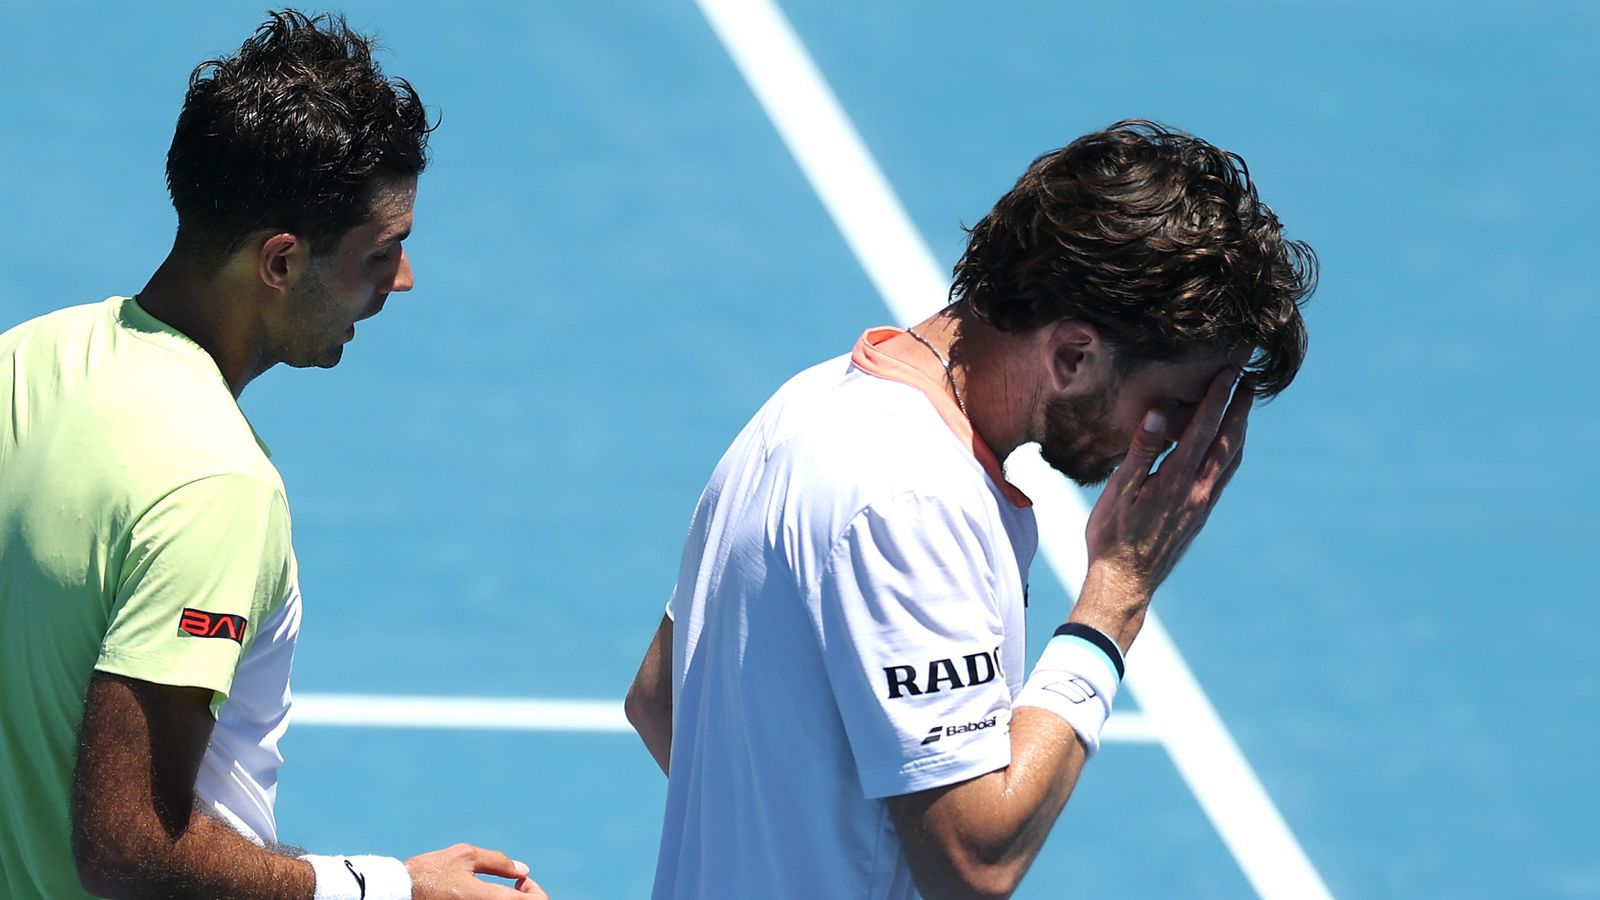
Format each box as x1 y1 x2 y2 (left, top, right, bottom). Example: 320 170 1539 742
1038 383 1124 487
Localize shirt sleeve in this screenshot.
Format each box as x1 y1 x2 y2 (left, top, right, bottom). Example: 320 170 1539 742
95 474 294 716
811 491 1014 799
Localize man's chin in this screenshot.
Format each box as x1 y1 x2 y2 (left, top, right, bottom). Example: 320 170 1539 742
1040 449 1115 488
1066 468 1113 489
285 347 344 370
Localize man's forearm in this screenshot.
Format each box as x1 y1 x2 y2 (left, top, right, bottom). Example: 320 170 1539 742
72 674 317 899
987 709 1092 864
76 675 543 900
890 708 1089 899
891 602 1134 898
79 811 315 900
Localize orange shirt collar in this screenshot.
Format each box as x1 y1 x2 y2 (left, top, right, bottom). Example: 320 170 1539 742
850 327 1031 509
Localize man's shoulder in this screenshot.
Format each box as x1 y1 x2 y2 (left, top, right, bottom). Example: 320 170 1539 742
773 365 973 480
747 362 994 536
759 352 947 443
0 297 113 350
110 398 285 505
4 296 284 504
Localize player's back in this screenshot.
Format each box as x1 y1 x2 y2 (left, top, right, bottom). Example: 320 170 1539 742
0 297 282 898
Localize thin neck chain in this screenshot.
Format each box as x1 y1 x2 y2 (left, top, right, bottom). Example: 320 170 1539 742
904 326 970 419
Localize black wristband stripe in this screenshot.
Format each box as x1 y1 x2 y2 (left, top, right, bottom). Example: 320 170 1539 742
1053 622 1126 680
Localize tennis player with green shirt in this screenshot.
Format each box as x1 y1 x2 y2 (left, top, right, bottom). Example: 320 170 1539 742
0 11 543 900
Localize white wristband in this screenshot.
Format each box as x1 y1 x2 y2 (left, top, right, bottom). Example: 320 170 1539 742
1012 632 1122 758
301 854 411 900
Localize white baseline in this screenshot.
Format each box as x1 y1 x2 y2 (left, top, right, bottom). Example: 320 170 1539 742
691 0 1332 898
293 694 1156 742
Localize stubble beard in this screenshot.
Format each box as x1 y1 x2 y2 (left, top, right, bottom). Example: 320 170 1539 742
280 263 346 370
1038 387 1120 488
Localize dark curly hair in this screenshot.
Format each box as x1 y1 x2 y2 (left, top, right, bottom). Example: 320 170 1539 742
166 9 433 262
952 120 1317 398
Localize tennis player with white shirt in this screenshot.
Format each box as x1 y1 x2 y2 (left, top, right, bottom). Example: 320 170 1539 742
627 121 1317 899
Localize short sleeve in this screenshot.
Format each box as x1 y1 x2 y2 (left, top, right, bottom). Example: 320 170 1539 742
95 474 294 715
812 492 1013 799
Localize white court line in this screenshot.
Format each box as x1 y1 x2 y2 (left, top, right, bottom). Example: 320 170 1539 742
692 0 1332 897
295 694 1157 741
294 695 634 732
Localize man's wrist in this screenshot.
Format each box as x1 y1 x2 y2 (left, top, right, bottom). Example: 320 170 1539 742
1071 562 1152 650
1053 622 1125 680
300 854 411 900
1013 625 1124 758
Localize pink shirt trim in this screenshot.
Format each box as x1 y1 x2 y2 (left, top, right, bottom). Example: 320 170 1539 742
850 327 1032 509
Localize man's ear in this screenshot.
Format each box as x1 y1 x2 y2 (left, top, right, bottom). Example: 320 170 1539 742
1042 318 1111 394
257 232 307 292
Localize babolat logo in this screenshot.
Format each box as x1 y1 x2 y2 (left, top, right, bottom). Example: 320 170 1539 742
920 715 999 745
883 648 1002 699
177 608 247 643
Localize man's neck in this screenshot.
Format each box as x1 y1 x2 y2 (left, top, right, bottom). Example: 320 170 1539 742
136 252 268 398
915 305 1034 461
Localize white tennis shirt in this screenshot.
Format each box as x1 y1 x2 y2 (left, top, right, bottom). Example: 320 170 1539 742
653 328 1038 900
194 580 301 846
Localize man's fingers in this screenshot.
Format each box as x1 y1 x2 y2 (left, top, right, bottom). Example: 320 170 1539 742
1210 444 1244 504
480 880 549 900
1166 365 1240 472
1218 374 1255 444
408 845 546 900
514 875 550 897
1200 376 1255 478
472 883 548 900
464 845 531 881
1105 408 1169 499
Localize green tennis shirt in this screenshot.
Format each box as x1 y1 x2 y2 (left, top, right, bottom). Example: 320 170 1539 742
0 297 296 898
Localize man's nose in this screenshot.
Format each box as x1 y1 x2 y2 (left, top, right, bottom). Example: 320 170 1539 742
392 248 415 292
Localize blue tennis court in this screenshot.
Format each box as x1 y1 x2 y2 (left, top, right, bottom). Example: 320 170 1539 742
4 1 1596 897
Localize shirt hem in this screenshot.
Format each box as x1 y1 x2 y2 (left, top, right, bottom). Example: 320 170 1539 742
93 651 234 717
859 745 1012 799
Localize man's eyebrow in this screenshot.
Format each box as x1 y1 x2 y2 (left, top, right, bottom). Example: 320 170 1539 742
379 227 411 245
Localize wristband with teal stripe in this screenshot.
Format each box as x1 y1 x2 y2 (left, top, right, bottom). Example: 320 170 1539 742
1054 622 1125 680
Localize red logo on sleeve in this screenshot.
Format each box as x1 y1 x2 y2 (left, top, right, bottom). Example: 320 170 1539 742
178 608 248 643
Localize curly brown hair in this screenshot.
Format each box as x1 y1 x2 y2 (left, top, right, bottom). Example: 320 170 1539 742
952 120 1317 398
